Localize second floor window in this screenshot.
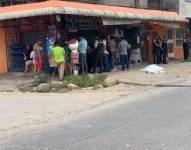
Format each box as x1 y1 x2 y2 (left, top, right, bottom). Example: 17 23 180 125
0 0 45 7
148 0 161 9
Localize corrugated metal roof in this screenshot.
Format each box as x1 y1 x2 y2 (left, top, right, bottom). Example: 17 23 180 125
0 0 187 22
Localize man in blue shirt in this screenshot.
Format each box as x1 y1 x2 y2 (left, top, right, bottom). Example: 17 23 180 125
79 36 88 74
118 37 129 71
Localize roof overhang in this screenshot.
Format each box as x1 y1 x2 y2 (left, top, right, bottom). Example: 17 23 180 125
0 1 188 23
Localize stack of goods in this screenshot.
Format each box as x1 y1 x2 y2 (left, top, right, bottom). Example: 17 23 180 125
10 43 25 72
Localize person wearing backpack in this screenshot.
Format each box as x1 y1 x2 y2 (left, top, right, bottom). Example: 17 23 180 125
93 37 105 73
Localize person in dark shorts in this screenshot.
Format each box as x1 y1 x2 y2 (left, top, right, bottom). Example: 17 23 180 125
24 44 33 74
93 37 105 73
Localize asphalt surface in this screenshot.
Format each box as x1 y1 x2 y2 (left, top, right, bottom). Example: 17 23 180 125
2 87 191 150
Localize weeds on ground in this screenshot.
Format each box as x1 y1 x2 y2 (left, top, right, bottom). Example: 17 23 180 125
18 84 35 92
62 74 107 88
19 73 107 92
32 73 51 86
18 73 51 92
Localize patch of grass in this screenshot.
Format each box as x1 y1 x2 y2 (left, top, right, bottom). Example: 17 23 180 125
32 73 51 86
19 73 51 92
18 84 35 92
18 74 107 92
62 74 107 88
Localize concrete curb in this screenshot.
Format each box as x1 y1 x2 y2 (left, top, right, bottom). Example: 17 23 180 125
119 81 191 88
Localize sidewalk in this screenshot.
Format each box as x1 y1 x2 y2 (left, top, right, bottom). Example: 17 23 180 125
110 61 191 86
1 61 190 92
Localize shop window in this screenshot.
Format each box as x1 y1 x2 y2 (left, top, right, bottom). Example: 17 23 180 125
148 0 160 9
176 29 185 47
148 0 178 11
167 29 173 39
167 29 174 54
168 43 174 54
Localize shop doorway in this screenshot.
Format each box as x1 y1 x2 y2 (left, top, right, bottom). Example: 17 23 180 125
166 28 174 57
126 27 147 61
126 27 139 46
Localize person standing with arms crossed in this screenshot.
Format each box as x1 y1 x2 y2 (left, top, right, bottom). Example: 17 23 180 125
52 41 65 81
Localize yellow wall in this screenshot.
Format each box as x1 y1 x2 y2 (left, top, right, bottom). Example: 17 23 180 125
0 28 7 73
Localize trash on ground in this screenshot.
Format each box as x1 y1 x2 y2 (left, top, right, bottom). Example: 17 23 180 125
142 65 165 74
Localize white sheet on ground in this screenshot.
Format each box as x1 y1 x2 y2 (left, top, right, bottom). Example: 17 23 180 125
142 64 165 74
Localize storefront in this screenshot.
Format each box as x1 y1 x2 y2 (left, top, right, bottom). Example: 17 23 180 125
147 22 187 63
102 19 147 61
1 16 49 72
0 0 188 73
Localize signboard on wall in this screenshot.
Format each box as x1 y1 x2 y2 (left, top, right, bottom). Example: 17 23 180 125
19 17 46 32
103 19 141 26
179 0 191 17
65 15 101 32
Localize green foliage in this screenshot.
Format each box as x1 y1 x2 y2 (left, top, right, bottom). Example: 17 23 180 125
62 74 107 88
18 84 35 92
32 73 50 86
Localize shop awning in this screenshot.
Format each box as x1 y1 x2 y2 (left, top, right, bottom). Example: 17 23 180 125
0 0 188 23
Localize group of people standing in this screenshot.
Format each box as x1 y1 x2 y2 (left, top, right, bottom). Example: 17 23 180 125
80 36 132 74
152 33 168 64
23 35 132 80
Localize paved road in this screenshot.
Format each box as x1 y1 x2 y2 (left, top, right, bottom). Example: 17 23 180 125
2 87 191 150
